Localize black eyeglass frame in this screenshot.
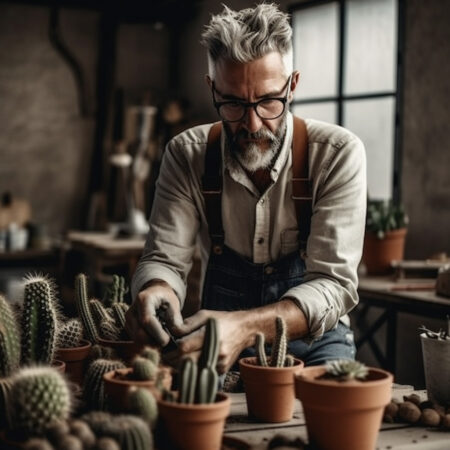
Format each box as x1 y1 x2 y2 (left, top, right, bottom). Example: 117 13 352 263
211 75 292 123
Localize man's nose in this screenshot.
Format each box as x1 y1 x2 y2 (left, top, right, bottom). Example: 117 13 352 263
243 106 263 134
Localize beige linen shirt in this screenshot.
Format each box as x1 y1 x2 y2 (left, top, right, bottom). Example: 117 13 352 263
132 113 367 340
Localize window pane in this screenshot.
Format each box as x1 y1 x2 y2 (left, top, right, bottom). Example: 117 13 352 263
293 2 339 99
292 102 337 124
343 97 395 200
344 0 397 95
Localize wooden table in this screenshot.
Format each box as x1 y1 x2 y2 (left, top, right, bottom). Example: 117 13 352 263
353 276 450 373
224 386 450 449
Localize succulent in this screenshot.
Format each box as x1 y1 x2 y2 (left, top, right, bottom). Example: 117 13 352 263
366 199 408 239
57 318 84 348
75 274 99 344
20 275 59 365
111 302 127 329
102 275 128 306
419 316 450 340
90 299 114 328
178 357 197 404
0 293 21 377
9 366 72 436
140 347 160 366
83 358 126 411
99 319 122 341
324 359 369 381
132 356 158 381
128 387 158 430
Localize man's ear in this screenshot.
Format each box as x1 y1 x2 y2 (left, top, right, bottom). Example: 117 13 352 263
205 74 212 88
289 71 300 101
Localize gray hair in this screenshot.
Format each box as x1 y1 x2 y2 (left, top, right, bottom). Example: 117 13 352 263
201 3 293 78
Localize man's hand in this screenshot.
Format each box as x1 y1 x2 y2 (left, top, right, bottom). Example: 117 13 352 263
164 309 252 374
125 280 183 347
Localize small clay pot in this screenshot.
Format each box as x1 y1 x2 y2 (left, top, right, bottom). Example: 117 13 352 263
103 367 172 412
239 356 304 423
55 339 92 385
157 392 230 450
52 359 66 374
98 337 144 364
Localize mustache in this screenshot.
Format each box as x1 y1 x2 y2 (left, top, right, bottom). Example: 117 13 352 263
233 128 277 142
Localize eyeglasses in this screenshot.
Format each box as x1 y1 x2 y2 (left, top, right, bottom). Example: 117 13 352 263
211 75 292 123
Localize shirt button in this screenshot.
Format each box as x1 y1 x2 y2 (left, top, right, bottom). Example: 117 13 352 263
265 266 274 275
260 198 265 204
258 237 264 244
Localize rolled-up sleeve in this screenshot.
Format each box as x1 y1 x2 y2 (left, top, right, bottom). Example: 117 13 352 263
283 135 367 341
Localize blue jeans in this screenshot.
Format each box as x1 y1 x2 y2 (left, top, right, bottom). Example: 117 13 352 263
202 245 355 367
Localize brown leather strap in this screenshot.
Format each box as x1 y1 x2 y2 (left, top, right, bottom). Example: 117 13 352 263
202 116 312 254
202 122 224 254
291 116 312 251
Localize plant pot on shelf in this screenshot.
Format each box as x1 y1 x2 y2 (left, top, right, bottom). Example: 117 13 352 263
103 366 172 412
55 339 92 386
239 356 304 423
157 392 231 450
420 333 450 406
362 228 407 275
295 366 393 450
98 337 144 365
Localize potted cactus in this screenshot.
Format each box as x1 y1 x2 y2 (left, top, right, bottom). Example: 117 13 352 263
103 346 172 412
419 317 450 407
295 359 393 450
362 199 408 274
157 318 230 450
238 316 304 423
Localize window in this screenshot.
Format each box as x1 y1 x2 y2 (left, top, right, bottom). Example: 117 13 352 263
290 0 404 202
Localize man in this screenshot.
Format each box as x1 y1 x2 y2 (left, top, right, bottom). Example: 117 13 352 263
125 3 366 373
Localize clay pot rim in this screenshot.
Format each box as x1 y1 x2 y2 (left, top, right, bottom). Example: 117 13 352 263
98 337 137 345
157 391 230 411
239 356 304 372
56 339 92 353
295 365 393 388
103 366 171 386
364 227 408 240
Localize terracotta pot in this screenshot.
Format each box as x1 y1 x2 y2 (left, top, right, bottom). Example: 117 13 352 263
103 367 172 412
157 392 230 450
239 356 304 423
52 359 66 374
295 366 393 450
55 339 92 385
98 337 144 364
362 228 407 275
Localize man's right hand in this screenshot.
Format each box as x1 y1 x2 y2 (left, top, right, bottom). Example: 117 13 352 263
125 280 183 347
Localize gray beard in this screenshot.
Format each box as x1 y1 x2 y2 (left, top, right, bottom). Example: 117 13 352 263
224 112 287 172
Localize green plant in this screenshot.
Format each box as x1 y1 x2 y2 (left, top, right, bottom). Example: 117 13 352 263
419 315 450 340
75 273 99 344
102 275 128 306
323 359 369 381
140 347 160 366
177 318 219 404
132 356 158 381
56 318 84 348
83 358 126 410
366 199 408 239
255 316 292 367
9 366 72 436
128 387 158 430
20 275 58 365
0 294 21 377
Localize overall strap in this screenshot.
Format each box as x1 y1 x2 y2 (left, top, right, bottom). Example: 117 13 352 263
291 116 312 252
202 122 224 254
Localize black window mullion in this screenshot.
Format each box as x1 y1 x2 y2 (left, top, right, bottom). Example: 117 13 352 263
337 0 346 125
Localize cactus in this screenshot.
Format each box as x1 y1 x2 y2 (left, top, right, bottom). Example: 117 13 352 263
57 318 84 349
9 366 71 436
324 359 368 381
82 412 153 450
178 357 197 404
111 303 126 329
118 276 128 304
128 387 158 430
90 299 114 328
270 316 287 367
20 275 58 365
284 354 295 367
255 333 268 367
0 294 21 377
99 319 121 341
102 275 128 306
140 347 160 366
75 274 99 344
0 377 13 429
89 344 117 361
132 357 158 381
83 358 125 411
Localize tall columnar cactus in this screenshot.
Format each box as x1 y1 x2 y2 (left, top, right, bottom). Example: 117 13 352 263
178 357 197 404
90 299 114 328
82 412 153 450
9 366 71 436
20 275 58 365
270 316 287 367
83 358 125 411
102 275 128 307
128 387 158 430
0 294 21 377
255 333 268 367
111 302 127 329
57 318 84 349
75 274 99 344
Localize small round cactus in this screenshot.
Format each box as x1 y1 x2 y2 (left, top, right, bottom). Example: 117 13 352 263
324 359 369 381
57 318 84 349
140 347 160 366
132 357 157 381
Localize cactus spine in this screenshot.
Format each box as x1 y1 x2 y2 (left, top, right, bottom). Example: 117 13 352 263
83 358 125 410
255 333 268 367
21 276 58 365
0 294 21 377
57 318 84 348
128 387 158 430
9 366 71 436
270 316 287 367
75 274 99 344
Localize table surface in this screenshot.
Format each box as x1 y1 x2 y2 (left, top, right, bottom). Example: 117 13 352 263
66 230 146 252
223 386 450 449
